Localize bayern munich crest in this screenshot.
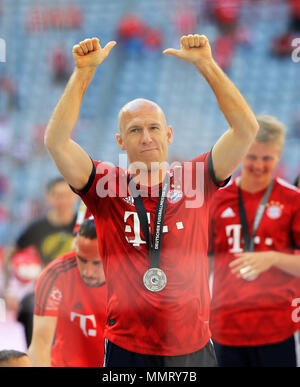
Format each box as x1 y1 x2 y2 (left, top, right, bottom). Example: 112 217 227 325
167 189 183 204
266 201 283 219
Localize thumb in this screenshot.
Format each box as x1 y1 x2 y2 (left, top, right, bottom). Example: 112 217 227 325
162 48 182 58
104 41 117 55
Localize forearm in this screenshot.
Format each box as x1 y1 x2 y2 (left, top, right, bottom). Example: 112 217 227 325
194 60 258 138
44 66 96 151
28 344 52 367
273 251 300 277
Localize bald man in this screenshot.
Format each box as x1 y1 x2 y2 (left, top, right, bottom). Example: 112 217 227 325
44 35 258 367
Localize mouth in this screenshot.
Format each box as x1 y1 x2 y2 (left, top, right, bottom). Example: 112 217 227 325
140 148 158 153
251 170 265 176
83 277 97 284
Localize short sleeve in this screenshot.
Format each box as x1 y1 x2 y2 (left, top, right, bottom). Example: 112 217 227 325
70 160 127 216
34 257 76 316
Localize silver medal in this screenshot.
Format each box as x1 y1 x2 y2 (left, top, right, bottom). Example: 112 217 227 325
143 268 167 292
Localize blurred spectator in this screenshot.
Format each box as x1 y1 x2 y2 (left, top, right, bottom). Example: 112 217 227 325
173 6 197 36
271 0 300 57
209 0 253 72
213 35 236 71
26 5 82 32
0 350 31 367
117 13 147 56
214 0 241 33
0 117 12 155
0 76 18 111
52 46 70 84
0 174 9 198
143 27 163 56
31 123 47 155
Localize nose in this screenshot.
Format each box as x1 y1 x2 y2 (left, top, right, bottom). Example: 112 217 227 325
141 128 152 144
83 264 94 278
253 158 264 170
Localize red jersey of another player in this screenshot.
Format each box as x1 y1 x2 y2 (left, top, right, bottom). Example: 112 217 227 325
72 151 226 356
34 252 107 367
209 177 300 346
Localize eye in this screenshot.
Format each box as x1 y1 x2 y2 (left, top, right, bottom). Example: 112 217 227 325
263 156 273 162
129 127 141 134
150 126 159 130
77 256 87 264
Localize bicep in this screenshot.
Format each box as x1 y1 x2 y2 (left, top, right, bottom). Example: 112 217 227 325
47 139 93 191
212 127 253 182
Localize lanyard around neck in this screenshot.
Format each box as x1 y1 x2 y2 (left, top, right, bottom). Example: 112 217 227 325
237 179 274 252
129 176 169 269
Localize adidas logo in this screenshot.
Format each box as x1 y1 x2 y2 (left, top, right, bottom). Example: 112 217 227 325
221 207 236 218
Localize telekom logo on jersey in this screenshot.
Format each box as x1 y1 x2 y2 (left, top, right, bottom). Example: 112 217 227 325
226 224 273 252
70 312 97 337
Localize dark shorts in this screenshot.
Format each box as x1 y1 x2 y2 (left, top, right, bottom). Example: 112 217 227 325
213 335 297 367
104 339 218 367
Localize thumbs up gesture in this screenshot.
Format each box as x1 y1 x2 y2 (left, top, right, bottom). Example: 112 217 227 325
163 34 212 67
72 37 116 69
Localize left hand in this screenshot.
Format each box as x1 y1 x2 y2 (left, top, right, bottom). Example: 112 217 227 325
163 34 213 66
229 251 278 280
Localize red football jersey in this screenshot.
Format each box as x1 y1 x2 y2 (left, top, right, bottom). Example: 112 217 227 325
209 177 300 346
34 252 107 367
73 152 223 356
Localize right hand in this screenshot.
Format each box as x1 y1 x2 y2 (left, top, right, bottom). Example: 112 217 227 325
72 37 116 69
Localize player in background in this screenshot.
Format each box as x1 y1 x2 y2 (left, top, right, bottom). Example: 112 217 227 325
209 115 300 367
28 219 107 367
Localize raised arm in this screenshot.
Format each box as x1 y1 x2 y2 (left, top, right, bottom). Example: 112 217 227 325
28 315 57 367
44 37 116 190
163 34 259 182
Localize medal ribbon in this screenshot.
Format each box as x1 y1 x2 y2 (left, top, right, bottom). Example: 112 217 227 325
129 175 169 269
238 179 274 252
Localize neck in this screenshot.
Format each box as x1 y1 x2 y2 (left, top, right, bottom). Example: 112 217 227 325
130 166 167 187
239 173 273 193
47 209 74 226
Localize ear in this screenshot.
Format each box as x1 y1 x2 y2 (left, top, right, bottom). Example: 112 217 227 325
167 125 174 145
116 133 127 151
